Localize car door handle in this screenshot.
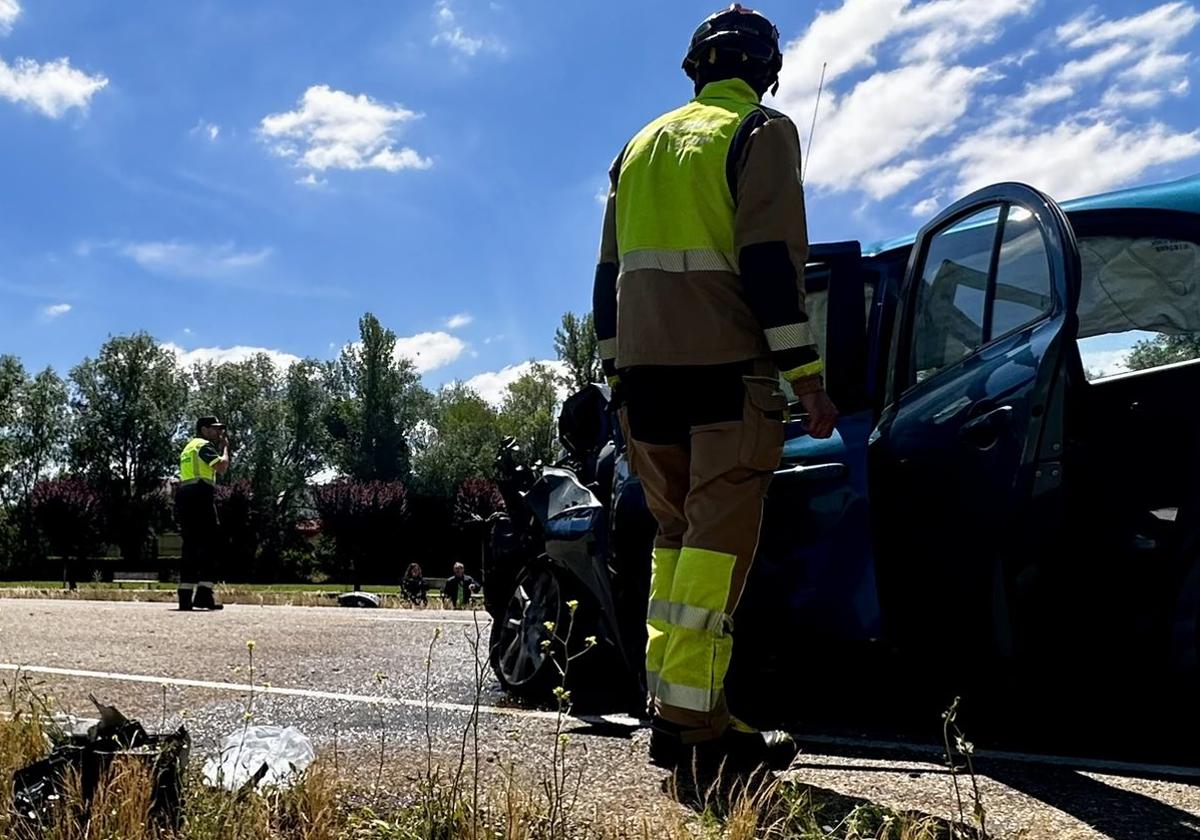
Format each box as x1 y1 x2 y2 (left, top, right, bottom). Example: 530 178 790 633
959 405 1014 448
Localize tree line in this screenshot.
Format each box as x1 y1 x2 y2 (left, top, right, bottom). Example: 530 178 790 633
0 311 600 586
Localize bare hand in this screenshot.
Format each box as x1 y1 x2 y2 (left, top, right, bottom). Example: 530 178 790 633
797 389 838 439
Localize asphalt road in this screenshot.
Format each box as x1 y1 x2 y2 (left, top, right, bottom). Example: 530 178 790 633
2 598 1200 839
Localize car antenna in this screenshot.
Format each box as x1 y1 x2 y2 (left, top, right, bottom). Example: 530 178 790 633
802 61 827 184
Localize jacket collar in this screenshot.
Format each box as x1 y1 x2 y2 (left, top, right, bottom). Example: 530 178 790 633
694 78 761 105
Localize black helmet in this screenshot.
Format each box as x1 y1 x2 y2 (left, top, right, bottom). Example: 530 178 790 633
683 4 783 92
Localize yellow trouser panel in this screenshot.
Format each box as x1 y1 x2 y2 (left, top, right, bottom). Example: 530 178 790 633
655 546 737 715
645 546 680 696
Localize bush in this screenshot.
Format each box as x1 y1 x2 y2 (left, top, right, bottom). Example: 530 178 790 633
312 479 409 588
30 477 106 588
453 477 505 529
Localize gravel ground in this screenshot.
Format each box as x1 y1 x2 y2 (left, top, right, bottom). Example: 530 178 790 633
2 598 1199 839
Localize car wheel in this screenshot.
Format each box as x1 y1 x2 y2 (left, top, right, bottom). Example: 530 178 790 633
489 563 565 700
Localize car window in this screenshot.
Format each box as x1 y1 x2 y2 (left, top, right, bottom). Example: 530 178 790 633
910 207 996 383
991 206 1053 338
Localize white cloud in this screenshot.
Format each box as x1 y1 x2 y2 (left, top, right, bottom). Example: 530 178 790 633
394 331 466 373
259 85 432 174
910 196 942 217
801 62 992 197
42 302 71 319
1058 2 1199 50
0 0 19 35
463 360 566 406
1101 86 1170 110
774 0 1200 205
1011 80 1075 112
117 241 273 279
163 343 301 370
432 0 504 58
1122 51 1190 84
947 120 1200 200
445 312 473 329
1018 4 1200 117
0 56 108 117
899 0 1034 61
777 0 1030 113
192 120 220 141
297 172 327 188
1079 348 1131 379
773 0 1031 198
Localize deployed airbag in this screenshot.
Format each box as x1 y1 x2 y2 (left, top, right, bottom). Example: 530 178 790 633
1077 236 1200 338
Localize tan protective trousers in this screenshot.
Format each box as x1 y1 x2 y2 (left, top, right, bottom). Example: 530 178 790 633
621 361 787 741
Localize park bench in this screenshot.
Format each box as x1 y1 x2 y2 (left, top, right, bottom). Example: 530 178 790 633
112 571 159 589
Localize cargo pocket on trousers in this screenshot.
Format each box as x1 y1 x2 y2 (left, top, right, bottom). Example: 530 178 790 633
739 376 787 471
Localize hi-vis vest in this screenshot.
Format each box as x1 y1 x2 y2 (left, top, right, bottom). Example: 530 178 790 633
605 76 814 370
615 77 767 276
179 438 216 486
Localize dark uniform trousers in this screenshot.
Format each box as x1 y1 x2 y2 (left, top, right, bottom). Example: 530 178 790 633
176 485 219 585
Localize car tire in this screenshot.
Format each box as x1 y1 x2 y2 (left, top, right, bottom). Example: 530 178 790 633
490 561 584 702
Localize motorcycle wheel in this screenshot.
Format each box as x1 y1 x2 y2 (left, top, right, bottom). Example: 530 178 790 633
489 563 567 700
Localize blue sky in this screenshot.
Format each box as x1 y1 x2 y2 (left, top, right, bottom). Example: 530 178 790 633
2 0 1198 398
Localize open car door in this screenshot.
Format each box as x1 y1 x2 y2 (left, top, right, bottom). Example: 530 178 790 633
868 183 1081 659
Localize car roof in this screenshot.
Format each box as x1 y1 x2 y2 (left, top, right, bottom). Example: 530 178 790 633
863 172 1200 257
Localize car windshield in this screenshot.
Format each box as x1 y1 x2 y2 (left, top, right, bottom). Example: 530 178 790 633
1076 232 1200 380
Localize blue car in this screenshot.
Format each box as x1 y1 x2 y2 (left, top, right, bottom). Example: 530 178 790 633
488 175 1200 714
734 174 1200 703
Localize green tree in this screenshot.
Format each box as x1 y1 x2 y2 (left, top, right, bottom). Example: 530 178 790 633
498 363 561 468
411 383 502 497
327 314 431 482
188 353 284 488
11 367 71 507
1126 333 1200 371
0 355 28 502
554 311 601 391
276 359 334 510
187 355 332 578
69 333 188 565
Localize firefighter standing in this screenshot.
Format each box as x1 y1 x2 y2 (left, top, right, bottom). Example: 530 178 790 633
176 416 231 611
592 5 838 777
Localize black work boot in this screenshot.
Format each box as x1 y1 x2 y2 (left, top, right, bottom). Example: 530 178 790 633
177 587 193 611
651 718 797 773
193 585 224 611
668 731 790 811
715 725 799 772
649 719 687 768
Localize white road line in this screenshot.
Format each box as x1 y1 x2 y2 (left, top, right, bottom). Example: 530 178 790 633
6 662 1196 779
360 615 492 625
793 734 1200 781
0 663 592 725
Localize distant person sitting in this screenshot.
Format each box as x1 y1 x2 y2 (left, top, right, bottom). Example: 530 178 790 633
442 562 479 609
402 562 428 605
